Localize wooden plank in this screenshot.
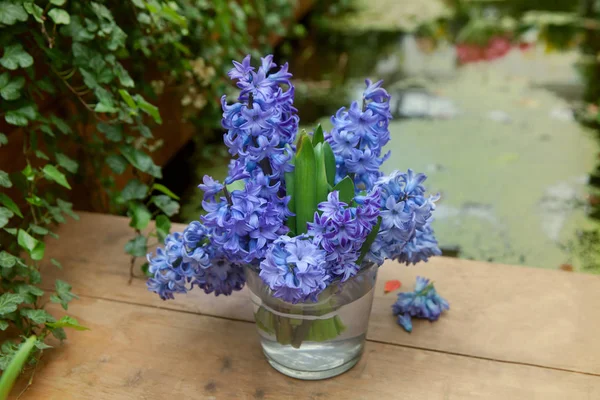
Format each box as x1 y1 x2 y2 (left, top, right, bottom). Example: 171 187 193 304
11 298 600 400
42 212 600 375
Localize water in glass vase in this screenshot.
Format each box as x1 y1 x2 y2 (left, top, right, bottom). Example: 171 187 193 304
245 263 378 380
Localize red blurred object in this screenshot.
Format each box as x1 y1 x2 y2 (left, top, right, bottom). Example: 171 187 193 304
384 280 402 293
484 37 512 61
456 43 483 64
457 37 512 65
518 42 534 52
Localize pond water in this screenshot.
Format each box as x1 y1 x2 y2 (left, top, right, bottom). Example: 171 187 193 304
176 28 600 273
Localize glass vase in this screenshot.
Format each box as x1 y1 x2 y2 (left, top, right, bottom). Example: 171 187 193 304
244 263 378 380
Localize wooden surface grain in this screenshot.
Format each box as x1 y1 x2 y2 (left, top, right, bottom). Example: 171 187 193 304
41 212 600 376
10 211 599 398
11 298 600 400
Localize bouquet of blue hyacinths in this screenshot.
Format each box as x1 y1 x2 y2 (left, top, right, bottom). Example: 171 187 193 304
147 55 442 356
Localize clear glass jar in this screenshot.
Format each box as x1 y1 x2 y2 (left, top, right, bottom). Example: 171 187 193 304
244 263 378 380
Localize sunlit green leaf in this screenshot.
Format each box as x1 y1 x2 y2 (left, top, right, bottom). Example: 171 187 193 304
42 164 71 189
48 8 70 24
46 315 89 331
151 183 180 200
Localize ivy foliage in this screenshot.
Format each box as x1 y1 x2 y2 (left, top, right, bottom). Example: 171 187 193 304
0 0 296 372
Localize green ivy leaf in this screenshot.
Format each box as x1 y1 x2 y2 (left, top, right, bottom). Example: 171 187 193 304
114 63 134 87
55 153 79 173
50 115 72 134
97 122 123 142
119 145 162 178
35 150 49 160
50 258 62 269
20 309 55 325
14 283 44 301
34 340 52 350
56 198 78 220
0 251 17 268
0 293 24 315
151 183 180 200
0 74 25 100
0 134 7 146
42 165 71 189
51 327 66 340
3 228 17 236
5 104 36 127
125 235 147 257
0 44 34 70
0 171 12 188
50 0 67 6
0 207 13 229
152 195 179 217
0 193 22 218
121 180 148 202
0 3 28 25
118 89 137 110
50 279 78 310
135 95 162 124
155 214 171 241
48 8 70 24
106 154 127 174
17 229 45 260
29 224 49 235
46 315 89 331
23 2 44 22
26 195 42 206
129 202 151 230
0 321 8 331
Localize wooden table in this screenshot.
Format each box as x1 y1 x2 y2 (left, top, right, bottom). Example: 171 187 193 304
11 212 600 399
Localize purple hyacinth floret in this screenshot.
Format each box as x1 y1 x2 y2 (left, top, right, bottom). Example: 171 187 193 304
307 189 381 282
367 170 441 266
221 54 298 182
391 276 449 332
147 222 245 300
259 236 329 303
325 79 392 191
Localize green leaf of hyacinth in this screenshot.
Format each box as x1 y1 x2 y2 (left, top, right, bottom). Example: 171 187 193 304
284 152 296 235
294 134 316 235
332 176 354 205
357 217 381 265
312 124 324 145
322 142 336 187
0 335 37 400
313 143 328 205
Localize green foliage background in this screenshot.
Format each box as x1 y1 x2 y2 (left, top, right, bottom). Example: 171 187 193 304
0 0 296 371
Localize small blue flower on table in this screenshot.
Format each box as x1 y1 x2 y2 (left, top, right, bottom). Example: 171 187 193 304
392 277 449 332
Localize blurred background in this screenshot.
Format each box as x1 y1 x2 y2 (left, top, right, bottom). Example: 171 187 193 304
172 0 600 273
4 0 600 273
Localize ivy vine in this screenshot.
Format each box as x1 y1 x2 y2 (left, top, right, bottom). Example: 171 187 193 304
0 0 297 375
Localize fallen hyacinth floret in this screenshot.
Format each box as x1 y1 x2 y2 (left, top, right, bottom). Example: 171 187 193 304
391 276 449 332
